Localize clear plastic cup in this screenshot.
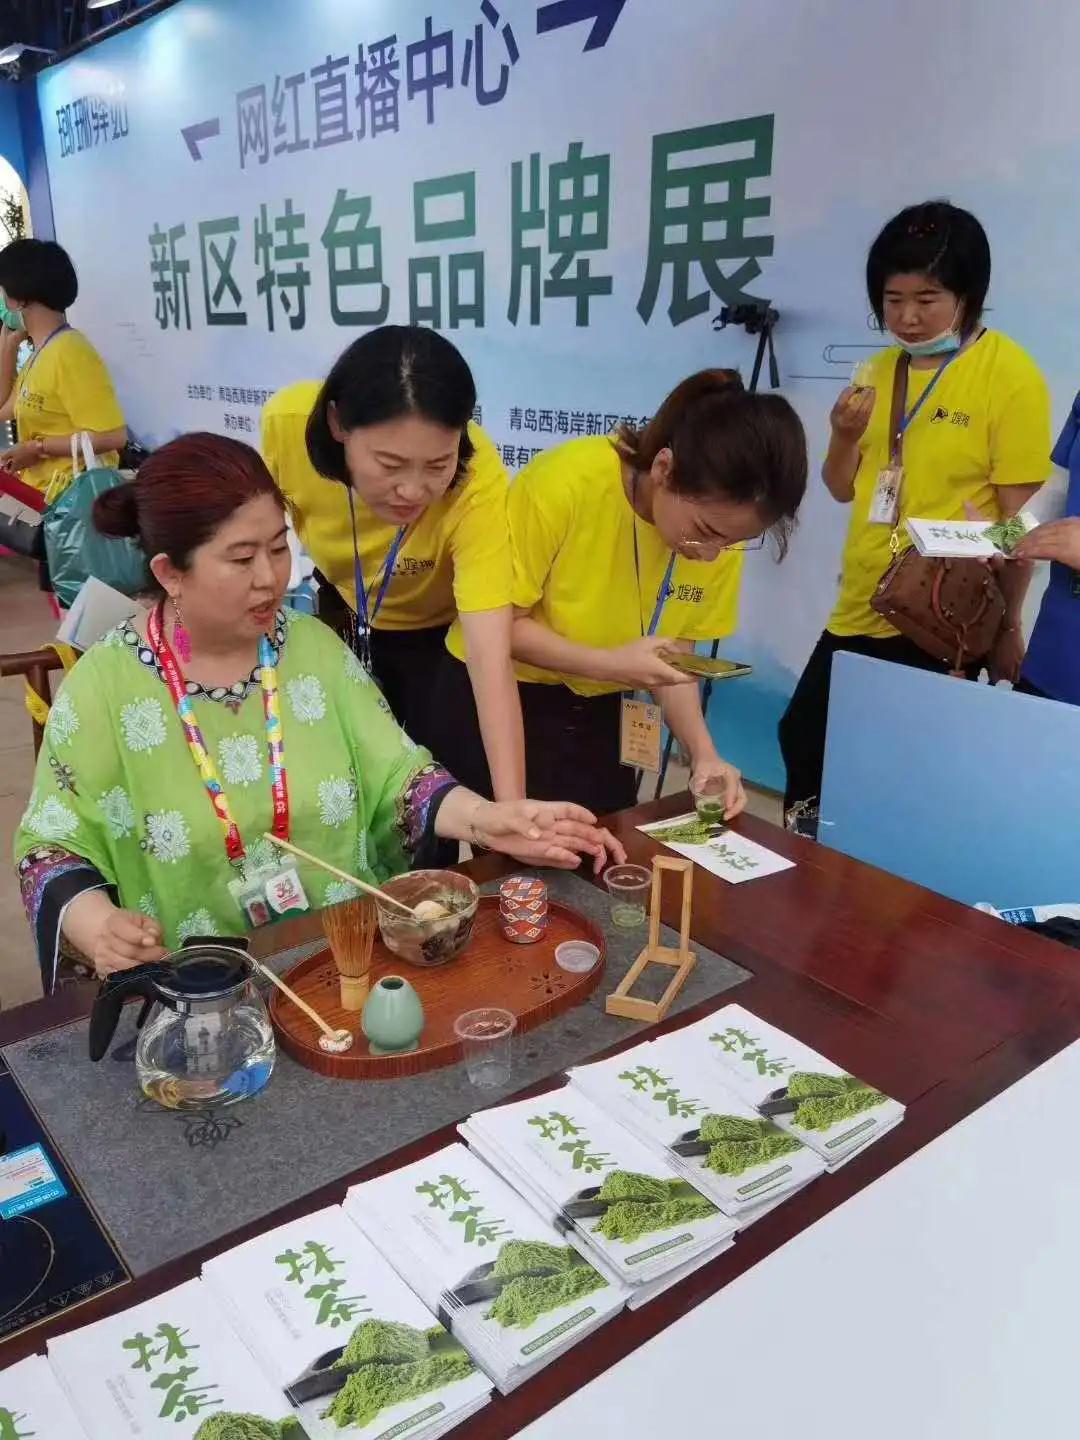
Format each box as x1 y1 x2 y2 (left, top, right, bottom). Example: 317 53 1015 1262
603 863 652 929
453 1007 516 1088
690 772 728 827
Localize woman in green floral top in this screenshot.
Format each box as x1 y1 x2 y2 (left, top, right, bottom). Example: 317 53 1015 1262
15 433 622 991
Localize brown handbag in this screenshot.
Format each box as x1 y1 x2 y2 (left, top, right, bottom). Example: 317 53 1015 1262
869 352 1004 673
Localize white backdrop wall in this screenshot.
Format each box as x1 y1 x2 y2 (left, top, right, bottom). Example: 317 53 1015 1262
34 0 1080 785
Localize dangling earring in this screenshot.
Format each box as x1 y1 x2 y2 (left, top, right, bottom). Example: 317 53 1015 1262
172 597 192 664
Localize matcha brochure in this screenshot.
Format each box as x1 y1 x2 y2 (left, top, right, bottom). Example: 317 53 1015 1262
46 1278 305 1440
343 1143 626 1393
459 1087 737 1303
568 1034 826 1217
676 1004 906 1170
202 1205 491 1440
0 1353 90 1440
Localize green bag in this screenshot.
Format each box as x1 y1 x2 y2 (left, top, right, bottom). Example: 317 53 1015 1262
43 433 146 609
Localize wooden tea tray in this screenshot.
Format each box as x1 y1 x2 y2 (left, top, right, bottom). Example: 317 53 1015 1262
270 895 607 1079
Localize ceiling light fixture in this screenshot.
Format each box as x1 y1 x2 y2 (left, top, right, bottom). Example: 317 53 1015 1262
0 43 58 65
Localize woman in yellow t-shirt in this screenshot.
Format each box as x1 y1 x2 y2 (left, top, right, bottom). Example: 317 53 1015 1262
458 370 807 818
262 326 524 801
778 202 1051 832
0 239 127 557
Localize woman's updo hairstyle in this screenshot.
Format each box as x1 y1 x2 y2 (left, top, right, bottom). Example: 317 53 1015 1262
94 432 286 590
615 369 808 557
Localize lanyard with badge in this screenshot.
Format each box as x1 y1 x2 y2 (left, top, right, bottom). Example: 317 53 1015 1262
147 602 309 926
869 350 961 528
619 477 677 774
346 488 410 672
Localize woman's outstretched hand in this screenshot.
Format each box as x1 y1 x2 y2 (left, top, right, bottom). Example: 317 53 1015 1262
470 799 627 872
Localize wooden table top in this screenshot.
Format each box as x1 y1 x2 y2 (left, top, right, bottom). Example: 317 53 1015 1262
4 797 1079 1438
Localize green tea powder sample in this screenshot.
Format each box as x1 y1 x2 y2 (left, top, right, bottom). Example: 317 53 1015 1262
698 1113 803 1176
486 1260 607 1329
786 1071 887 1131
324 1349 476 1429
193 1415 285 1440
335 1319 432 1368
593 1196 715 1244
491 1239 577 1280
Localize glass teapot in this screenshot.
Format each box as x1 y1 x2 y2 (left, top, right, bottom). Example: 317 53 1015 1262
88 941 275 1110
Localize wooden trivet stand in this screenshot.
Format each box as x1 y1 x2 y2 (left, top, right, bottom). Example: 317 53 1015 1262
606 857 696 1022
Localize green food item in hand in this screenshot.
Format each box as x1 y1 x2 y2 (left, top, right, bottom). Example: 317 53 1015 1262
697 1112 803 1176
323 1348 475 1429
593 1195 716 1244
785 1071 888 1131
335 1319 432 1369
193 1416 286 1440
486 1259 607 1328
491 1239 577 1280
984 514 1029 553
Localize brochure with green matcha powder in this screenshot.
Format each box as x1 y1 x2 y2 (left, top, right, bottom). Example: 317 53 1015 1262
569 1034 826 1214
202 1205 491 1440
459 1088 737 1290
344 1143 626 1393
46 1279 305 1440
676 1004 905 1169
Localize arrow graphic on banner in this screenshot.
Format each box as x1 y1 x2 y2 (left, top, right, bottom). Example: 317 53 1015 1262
537 0 629 51
181 117 220 161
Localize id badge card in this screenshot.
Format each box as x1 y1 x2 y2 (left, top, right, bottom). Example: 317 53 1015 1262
869 466 902 526
620 696 662 773
228 863 310 927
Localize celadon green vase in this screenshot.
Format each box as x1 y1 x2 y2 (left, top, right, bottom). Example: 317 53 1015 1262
361 975 425 1055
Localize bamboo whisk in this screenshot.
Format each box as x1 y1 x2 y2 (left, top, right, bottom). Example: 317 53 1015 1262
323 898 377 1012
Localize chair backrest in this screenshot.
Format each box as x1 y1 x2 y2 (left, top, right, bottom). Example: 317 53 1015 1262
820 651 1080 909
0 647 71 756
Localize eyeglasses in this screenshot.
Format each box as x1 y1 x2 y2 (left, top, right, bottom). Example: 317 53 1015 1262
679 534 767 555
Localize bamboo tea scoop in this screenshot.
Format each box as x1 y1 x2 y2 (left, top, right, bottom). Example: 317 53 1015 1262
262 834 418 919
248 955 352 1054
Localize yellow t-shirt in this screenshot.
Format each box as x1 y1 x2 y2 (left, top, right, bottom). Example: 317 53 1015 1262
829 330 1052 637
15 328 124 494
491 435 743 697
261 382 512 631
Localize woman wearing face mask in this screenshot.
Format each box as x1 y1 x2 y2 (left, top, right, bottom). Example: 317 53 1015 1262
779 202 1050 832
438 370 807 817
261 327 523 801
0 239 127 557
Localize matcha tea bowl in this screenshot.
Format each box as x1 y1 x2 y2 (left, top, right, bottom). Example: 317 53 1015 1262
374 870 480 967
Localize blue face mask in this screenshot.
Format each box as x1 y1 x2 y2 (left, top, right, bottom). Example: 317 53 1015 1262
894 327 961 358
890 304 964 359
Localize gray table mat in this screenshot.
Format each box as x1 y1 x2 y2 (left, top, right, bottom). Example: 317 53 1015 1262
2 871 749 1275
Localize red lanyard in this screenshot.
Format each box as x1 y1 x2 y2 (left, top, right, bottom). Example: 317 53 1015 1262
147 604 289 863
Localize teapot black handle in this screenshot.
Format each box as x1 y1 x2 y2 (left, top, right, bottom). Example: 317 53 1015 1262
88 964 171 1062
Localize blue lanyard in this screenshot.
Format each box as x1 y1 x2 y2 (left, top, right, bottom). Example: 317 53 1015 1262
891 349 961 462
630 475 676 637
346 487 409 635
